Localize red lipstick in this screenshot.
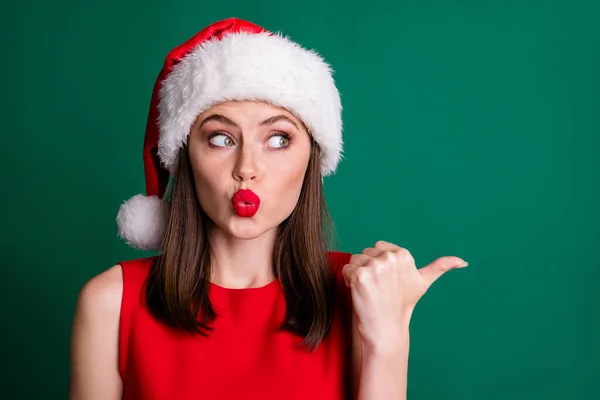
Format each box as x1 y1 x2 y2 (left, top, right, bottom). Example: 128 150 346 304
231 189 261 217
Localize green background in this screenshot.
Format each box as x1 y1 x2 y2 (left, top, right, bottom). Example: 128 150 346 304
2 0 598 398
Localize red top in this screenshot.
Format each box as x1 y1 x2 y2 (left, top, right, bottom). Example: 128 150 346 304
118 251 353 400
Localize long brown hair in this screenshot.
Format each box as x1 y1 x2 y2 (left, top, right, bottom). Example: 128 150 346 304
145 138 337 350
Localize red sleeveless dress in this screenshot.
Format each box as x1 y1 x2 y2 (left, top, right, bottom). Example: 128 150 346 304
118 251 353 400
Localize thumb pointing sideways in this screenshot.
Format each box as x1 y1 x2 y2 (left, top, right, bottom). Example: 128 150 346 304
419 256 469 288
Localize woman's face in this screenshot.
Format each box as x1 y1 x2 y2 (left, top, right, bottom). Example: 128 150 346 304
187 101 312 239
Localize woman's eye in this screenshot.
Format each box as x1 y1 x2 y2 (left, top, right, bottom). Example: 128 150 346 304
209 134 235 147
267 134 290 148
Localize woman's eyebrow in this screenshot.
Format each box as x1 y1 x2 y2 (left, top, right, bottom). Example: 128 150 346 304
260 115 299 131
198 114 300 131
198 114 238 129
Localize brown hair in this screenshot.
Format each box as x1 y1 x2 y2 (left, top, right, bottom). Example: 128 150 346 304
145 138 337 350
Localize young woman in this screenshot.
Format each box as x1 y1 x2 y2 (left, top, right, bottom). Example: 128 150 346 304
69 17 467 400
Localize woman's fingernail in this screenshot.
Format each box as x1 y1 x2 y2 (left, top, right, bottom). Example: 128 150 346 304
459 261 469 268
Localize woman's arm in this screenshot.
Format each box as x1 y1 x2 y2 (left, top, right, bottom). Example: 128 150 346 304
69 265 123 400
344 241 467 400
350 314 409 400
354 328 410 399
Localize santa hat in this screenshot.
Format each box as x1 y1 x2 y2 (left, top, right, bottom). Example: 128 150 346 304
116 17 343 250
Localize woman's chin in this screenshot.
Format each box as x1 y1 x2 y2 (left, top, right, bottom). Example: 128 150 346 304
224 216 271 240
206 207 283 240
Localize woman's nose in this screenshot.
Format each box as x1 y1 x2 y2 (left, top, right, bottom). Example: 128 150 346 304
232 144 260 182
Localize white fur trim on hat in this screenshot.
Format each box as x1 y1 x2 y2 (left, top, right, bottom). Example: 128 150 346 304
157 31 343 176
116 194 169 251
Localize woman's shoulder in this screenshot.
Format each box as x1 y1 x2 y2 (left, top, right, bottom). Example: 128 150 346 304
325 251 352 272
119 255 157 283
71 264 129 398
325 251 352 261
325 251 352 289
74 256 156 320
75 264 124 323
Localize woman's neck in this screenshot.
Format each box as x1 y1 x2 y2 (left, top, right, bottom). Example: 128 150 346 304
207 224 278 289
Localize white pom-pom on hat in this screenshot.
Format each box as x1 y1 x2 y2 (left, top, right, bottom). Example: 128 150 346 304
117 17 343 250
117 194 169 251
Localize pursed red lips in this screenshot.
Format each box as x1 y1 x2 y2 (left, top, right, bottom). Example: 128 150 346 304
231 189 261 217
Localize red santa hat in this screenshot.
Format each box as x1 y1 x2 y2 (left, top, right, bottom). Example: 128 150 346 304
116 17 343 250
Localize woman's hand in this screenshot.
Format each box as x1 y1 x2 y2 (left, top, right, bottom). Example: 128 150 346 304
342 240 468 353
